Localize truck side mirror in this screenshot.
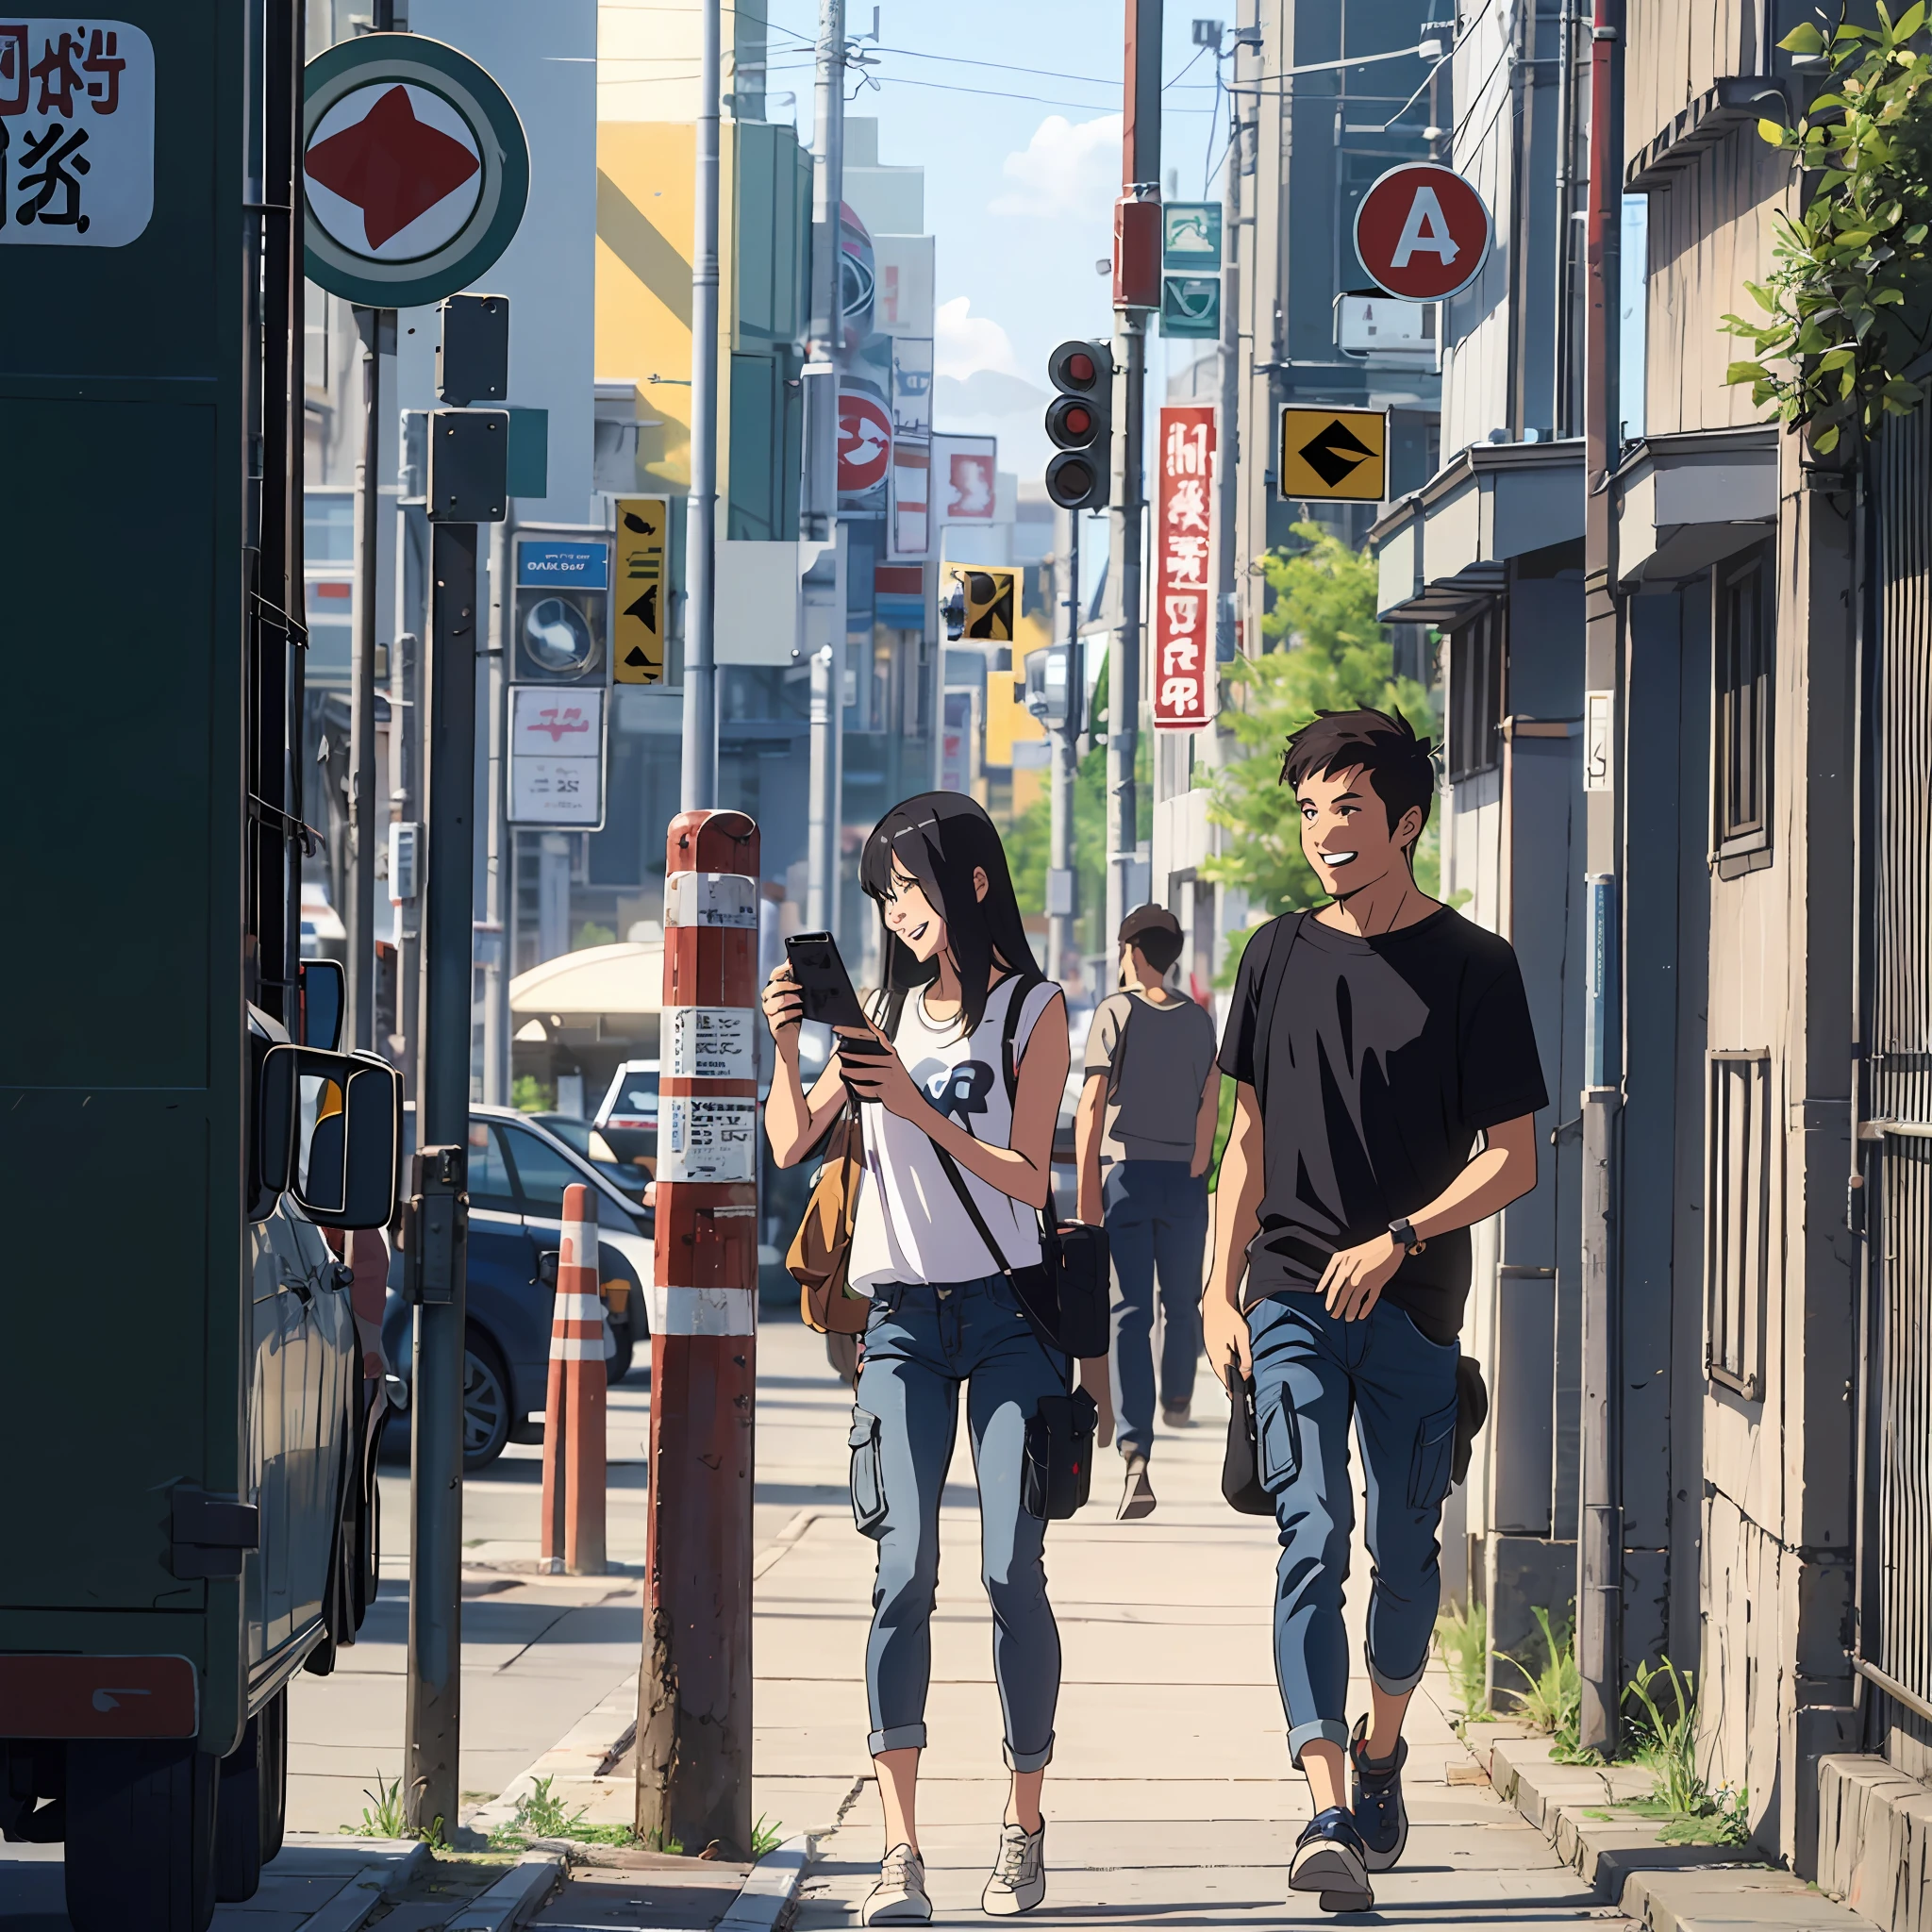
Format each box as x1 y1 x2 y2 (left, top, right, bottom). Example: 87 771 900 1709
297 959 344 1050
258 1046 402 1229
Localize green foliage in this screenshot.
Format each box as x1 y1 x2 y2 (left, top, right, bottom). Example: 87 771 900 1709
1433 1599 1493 1724
487 1774 639 1852
341 1771 444 1845
1498 1607 1585 1757
1621 1658 1752 1845
1202 525 1437 923
752 1814 786 1857
1722 3 1932 453
574 921 618 950
511 1074 551 1114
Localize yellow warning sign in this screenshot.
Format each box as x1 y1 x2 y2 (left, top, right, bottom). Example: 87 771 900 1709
948 563 1016 642
1277 408 1388 503
614 496 668 684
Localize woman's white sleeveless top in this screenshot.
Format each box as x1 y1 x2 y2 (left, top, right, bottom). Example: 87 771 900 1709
845 975 1060 1296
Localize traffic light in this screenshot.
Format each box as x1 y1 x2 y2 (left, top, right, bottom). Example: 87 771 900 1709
1044 339 1113 511
941 565 1016 642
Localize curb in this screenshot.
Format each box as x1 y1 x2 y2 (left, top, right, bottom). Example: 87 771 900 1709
720 1832 815 1932
464 1674 640 1834
1471 1731 1873 1932
284 1838 431 1932
444 1850 568 1931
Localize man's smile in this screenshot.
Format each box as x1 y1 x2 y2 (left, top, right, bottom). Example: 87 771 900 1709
1322 851 1357 867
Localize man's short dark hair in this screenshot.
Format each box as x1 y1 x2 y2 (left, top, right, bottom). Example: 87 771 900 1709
1281 707 1437 846
1119 903 1184 974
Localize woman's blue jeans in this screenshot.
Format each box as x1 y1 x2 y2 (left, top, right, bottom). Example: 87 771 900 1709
852 1273 1070 1772
1247 1291 1461 1765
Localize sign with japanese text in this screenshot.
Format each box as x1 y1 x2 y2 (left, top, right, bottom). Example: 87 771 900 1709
0 21 153 248
1153 405 1217 731
658 1096 758 1184
613 497 666 685
302 32 528 308
666 1007 757 1083
508 685 604 826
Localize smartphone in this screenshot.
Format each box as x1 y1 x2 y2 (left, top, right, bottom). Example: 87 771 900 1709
784 931 871 1032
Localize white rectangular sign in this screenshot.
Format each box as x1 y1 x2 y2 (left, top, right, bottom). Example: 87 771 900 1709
508 686 604 827
0 21 154 248
658 1096 758 1183
666 1007 757 1082
663 869 757 929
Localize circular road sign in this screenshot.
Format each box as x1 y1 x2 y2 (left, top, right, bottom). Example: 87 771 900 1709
1353 162 1492 303
302 33 529 308
838 388 892 495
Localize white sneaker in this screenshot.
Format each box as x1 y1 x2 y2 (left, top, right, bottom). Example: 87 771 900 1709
863 1842 932 1925
981 1819 1046 1916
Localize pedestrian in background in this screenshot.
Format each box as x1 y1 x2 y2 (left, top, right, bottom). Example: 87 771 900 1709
1075 904 1220 1521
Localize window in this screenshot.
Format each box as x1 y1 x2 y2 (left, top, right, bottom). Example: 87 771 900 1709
500 1125 586 1218
305 492 354 563
1707 1054 1771 1400
1447 605 1505 780
1715 545 1774 864
466 1122 519 1214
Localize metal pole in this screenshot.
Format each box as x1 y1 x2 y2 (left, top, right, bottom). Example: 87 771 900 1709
683 0 723 812
406 518 479 1836
348 308 391 1053
638 809 759 1859
1048 511 1079 982
807 643 833 931
1108 311 1146 941
1215 94 1241 671
1576 0 1624 1759
482 515 511 1105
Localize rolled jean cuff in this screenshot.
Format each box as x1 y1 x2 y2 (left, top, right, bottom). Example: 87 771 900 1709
1004 1733 1055 1774
1288 1717 1351 1765
1366 1647 1430 1698
869 1723 927 1756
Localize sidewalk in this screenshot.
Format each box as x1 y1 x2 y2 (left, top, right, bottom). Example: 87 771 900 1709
749 1316 1634 1929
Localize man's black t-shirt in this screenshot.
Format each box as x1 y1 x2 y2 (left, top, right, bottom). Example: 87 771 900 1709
1217 906 1549 1343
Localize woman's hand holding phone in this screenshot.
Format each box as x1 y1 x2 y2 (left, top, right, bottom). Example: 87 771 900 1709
836 1025 924 1122
762 961 805 1046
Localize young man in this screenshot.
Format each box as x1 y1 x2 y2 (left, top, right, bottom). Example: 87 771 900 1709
1202 708 1547 1912
1075 905 1220 1520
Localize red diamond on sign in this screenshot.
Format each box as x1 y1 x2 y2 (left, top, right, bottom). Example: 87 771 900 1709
305 84 480 251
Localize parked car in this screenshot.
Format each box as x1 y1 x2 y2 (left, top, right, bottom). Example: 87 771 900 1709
592 1058 659 1173
385 1106 655 1469
528 1110 648 1204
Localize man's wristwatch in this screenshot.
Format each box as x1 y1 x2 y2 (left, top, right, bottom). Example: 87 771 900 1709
1389 1216 1426 1255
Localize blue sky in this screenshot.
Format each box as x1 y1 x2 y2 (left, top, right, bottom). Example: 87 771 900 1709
760 1 1227 477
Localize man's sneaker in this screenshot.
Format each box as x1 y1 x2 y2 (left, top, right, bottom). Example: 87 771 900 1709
1118 1452 1157 1520
980 1818 1046 1916
1289 1807 1374 1913
862 1842 932 1924
1349 1715 1409 1871
1161 1400 1192 1428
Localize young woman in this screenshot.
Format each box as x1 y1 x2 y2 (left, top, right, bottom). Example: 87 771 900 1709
763 793 1084 1925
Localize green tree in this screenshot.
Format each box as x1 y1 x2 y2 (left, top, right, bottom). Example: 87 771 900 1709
1203 523 1438 929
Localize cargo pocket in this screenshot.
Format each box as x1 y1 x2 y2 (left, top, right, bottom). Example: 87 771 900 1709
1407 1398 1459 1511
1257 1383 1302 1494
848 1409 888 1539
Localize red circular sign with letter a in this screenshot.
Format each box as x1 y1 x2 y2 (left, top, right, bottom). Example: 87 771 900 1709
1354 163 1492 303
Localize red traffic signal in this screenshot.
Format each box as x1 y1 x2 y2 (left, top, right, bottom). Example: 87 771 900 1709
1044 338 1112 511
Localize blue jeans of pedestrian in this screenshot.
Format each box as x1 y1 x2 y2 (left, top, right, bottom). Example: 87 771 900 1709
1104 1160 1209 1458
852 1272 1070 1771
1248 1291 1460 1765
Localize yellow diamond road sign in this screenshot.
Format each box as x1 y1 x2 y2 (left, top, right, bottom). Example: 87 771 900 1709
1278 408 1388 503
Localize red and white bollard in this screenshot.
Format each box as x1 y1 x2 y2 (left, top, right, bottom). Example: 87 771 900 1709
540 1181 607 1575
636 808 759 1857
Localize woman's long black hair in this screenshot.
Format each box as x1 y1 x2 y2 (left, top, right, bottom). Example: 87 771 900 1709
859 791 1040 1041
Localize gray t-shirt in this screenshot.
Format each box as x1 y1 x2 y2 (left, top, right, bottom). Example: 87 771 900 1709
1083 989 1220 1163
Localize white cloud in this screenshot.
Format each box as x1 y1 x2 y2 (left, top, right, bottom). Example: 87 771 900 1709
989 113 1123 224
934 295 1023 380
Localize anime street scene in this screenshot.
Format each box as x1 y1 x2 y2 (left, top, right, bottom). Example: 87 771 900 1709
0 5 1922 1932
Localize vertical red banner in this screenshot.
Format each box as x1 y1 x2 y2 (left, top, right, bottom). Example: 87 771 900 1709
1152 403 1217 730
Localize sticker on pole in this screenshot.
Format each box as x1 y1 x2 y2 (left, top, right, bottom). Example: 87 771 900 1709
666 1007 757 1082
658 1096 758 1183
663 871 757 929
301 32 528 308
1353 163 1492 303
0 22 155 248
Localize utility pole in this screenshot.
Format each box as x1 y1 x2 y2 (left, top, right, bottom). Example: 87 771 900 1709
1047 508 1080 983
405 513 480 1836
683 0 723 811
1109 0 1161 942
1576 0 1624 1760
1214 37 1241 674
803 0 846 934
347 306 391 1053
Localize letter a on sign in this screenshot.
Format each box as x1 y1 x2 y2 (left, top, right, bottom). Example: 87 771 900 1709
1354 163 1492 303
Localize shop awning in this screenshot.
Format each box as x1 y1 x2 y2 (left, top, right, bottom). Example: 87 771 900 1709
1371 440 1585 625
1611 426 1778 586
508 941 663 1022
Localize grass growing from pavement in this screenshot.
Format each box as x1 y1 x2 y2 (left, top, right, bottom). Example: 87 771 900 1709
1622 1658 1751 1846
751 1814 786 1857
488 1774 637 1851
1432 1600 1491 1724
341 1771 447 1846
1498 1607 1595 1762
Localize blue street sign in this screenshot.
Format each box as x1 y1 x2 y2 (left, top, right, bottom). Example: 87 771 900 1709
517 540 608 590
